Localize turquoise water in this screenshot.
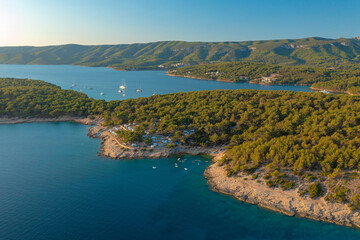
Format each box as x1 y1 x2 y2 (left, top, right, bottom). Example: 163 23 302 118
0 123 360 240
0 64 312 101
0 65 358 239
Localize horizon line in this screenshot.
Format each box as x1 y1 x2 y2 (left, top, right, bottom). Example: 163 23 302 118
1 35 359 48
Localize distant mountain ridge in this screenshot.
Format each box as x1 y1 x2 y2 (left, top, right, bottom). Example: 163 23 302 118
1 37 360 69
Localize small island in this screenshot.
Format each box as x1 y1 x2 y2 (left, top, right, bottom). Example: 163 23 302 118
1 77 360 228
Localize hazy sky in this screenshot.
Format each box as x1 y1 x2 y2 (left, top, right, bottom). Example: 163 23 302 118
0 0 359 46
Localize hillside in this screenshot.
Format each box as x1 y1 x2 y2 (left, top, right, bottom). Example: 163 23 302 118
2 78 360 216
1 37 360 70
170 61 360 94
0 78 103 117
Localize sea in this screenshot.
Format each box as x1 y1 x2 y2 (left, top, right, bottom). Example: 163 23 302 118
0 65 359 239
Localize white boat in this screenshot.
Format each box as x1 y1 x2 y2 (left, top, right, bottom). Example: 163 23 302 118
152 166 157 169
118 89 122 93
136 82 142 92
119 79 127 89
100 92 104 96
184 168 188 171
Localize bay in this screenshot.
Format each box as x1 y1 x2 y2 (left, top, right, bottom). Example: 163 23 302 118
0 64 312 101
1 64 359 239
0 123 360 240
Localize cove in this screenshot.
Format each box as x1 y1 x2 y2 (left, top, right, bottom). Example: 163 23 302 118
0 64 312 101
0 123 360 239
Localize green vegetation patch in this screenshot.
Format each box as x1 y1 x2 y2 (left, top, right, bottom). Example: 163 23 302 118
309 183 323 199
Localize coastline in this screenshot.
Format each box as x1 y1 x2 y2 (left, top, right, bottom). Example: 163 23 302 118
87 124 223 160
88 121 360 229
310 86 351 95
0 116 96 125
204 161 360 229
167 73 356 95
2 117 359 229
167 73 235 83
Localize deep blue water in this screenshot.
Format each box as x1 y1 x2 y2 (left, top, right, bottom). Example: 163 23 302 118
0 64 312 101
0 65 359 239
0 123 360 239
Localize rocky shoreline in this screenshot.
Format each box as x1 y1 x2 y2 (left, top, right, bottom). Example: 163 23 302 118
204 161 360 229
2 117 359 229
167 73 356 95
167 73 234 83
0 116 96 125
310 86 351 95
89 122 360 229
87 124 223 160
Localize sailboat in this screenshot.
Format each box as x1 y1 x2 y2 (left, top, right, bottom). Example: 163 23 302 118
119 79 127 90
136 84 142 93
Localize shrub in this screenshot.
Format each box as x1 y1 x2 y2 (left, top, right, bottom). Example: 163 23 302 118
309 183 323 199
348 194 360 211
299 190 307 197
282 181 295 190
326 185 350 203
252 173 259 180
266 180 276 188
263 174 271 180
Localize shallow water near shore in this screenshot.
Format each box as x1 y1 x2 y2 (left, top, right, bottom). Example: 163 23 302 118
0 64 312 101
0 122 360 239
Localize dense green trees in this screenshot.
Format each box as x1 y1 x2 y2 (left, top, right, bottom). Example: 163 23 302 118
3 77 360 177
116 130 143 144
172 61 335 84
172 61 360 94
101 89 360 175
312 77 360 94
2 37 360 69
0 78 105 117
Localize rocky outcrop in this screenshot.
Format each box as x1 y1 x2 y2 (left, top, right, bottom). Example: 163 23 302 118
88 125 223 160
87 123 360 229
205 162 360 229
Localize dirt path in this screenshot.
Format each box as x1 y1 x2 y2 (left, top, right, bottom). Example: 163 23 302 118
103 131 134 149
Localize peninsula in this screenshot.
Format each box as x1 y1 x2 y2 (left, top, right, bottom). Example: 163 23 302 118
1 77 360 228
169 61 360 95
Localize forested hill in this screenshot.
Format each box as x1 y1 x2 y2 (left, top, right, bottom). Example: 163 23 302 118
171 61 360 94
2 77 360 209
0 78 104 117
1 37 360 70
